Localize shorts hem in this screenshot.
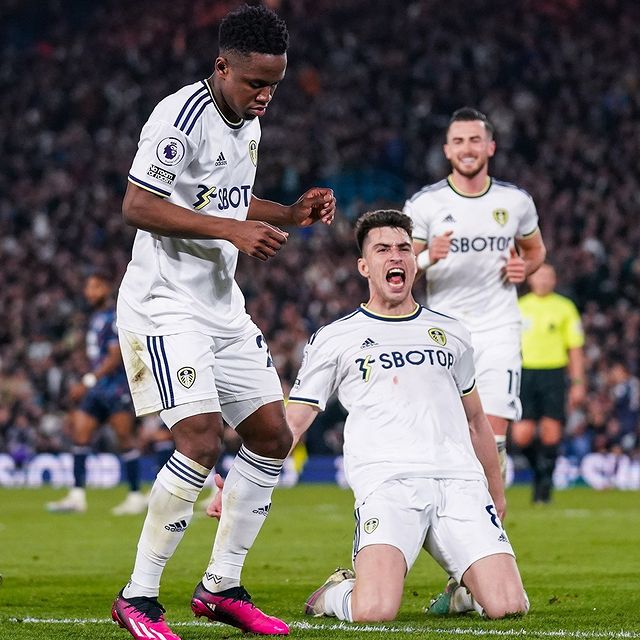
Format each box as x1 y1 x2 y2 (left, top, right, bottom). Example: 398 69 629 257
133 392 221 417
220 390 283 405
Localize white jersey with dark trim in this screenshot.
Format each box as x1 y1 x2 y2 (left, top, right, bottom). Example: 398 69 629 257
288 304 485 502
118 79 260 336
404 177 539 333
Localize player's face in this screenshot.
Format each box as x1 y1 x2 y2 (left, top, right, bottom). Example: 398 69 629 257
84 276 110 308
215 52 287 121
444 120 496 179
358 226 417 306
527 264 556 296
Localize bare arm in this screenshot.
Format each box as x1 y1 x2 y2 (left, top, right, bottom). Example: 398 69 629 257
122 182 287 261
286 402 322 453
567 346 586 411
247 189 336 227
206 401 320 519
412 231 453 273
461 388 507 521
93 343 123 380
514 230 546 279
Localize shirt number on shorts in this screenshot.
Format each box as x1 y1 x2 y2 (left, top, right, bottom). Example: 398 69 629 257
506 368 520 395
485 504 501 529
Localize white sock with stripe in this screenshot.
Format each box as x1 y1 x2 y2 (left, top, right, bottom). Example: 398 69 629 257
203 445 284 592
123 451 210 598
323 579 354 621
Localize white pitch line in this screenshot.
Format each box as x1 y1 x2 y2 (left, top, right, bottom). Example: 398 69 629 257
6 618 640 638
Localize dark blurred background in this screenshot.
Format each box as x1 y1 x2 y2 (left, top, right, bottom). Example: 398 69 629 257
0 0 637 477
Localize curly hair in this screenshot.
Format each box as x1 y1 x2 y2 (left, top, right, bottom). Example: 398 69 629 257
219 4 289 56
355 210 413 255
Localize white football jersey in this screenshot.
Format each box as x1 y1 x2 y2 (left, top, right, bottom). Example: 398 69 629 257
404 177 539 333
288 304 485 502
118 79 260 337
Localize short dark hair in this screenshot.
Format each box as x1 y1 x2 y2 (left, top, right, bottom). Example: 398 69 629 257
219 4 289 57
448 107 495 139
354 210 413 255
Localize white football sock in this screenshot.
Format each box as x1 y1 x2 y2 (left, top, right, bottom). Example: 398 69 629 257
123 451 210 598
452 585 475 613
323 579 354 621
203 445 284 592
495 434 507 482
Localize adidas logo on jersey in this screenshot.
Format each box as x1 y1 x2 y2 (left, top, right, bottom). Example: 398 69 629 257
360 337 378 349
165 519 188 532
441 213 456 223
252 504 271 517
215 152 227 167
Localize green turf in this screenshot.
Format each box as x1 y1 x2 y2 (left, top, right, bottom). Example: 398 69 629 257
1 485 639 639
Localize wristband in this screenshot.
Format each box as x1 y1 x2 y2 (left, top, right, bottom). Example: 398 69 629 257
82 373 98 388
570 378 584 385
416 251 432 270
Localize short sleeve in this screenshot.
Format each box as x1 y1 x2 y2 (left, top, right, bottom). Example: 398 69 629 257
516 193 540 238
453 342 476 396
564 301 585 350
128 120 196 198
288 332 338 411
403 197 430 244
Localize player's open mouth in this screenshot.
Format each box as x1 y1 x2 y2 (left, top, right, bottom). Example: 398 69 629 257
386 268 405 286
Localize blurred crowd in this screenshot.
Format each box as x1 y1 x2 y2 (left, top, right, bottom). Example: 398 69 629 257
0 0 638 472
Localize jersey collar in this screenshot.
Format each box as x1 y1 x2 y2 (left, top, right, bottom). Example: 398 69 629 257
204 79 244 130
447 175 492 198
359 303 422 322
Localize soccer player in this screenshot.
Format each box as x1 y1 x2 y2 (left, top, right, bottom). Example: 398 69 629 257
404 107 547 479
46 272 146 516
288 210 528 622
110 6 335 640
512 263 586 503
404 108 545 614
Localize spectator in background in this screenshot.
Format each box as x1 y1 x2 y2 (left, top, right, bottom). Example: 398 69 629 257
511 263 586 503
607 359 640 452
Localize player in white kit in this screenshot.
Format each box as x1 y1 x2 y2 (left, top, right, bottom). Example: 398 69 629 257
110 6 335 640
403 107 545 613
290 210 528 622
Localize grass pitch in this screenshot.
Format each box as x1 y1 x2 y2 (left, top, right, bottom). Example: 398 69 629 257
1 484 639 640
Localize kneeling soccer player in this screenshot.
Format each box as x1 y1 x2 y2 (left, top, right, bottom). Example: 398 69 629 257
288 210 529 621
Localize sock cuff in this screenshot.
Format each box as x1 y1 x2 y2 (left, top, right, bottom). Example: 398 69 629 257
157 452 211 501
72 445 91 455
233 445 284 488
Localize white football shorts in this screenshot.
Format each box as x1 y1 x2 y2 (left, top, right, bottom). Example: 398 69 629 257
353 477 515 581
118 325 283 427
471 325 522 421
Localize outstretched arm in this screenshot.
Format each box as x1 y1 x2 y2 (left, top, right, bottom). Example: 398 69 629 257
462 388 507 521
206 401 320 519
286 402 322 450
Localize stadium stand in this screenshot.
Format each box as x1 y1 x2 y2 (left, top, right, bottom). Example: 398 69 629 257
0 0 638 481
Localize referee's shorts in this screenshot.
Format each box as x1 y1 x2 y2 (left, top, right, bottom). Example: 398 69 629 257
519 367 566 422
